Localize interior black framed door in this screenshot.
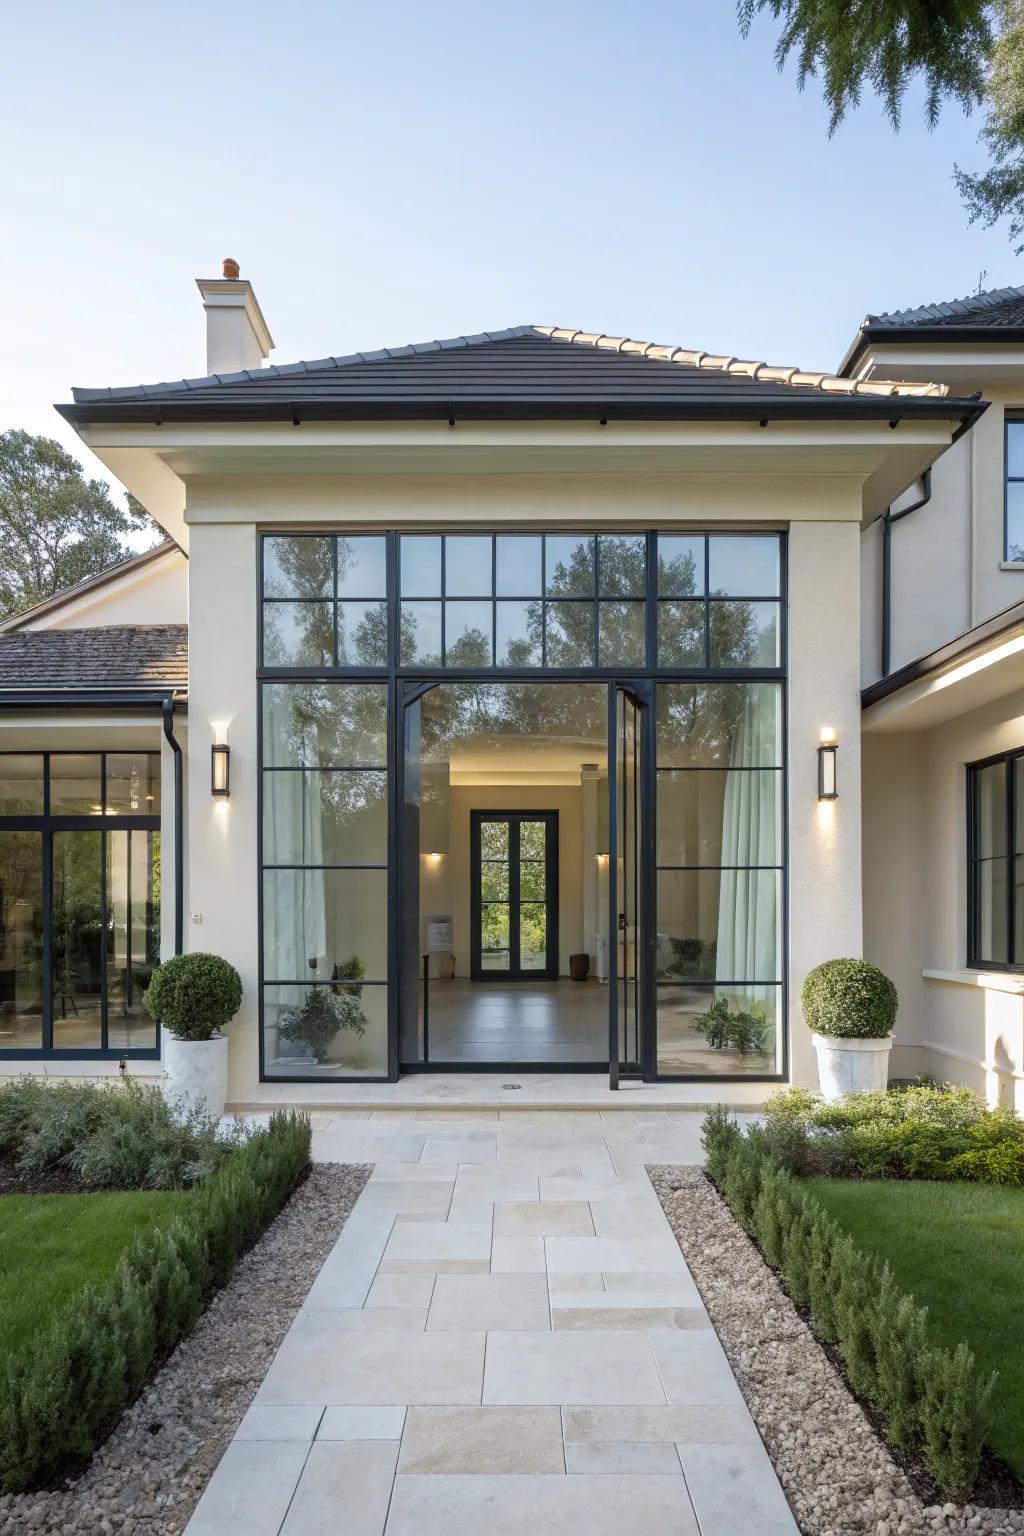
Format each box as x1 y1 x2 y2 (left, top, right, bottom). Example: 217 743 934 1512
471 811 558 980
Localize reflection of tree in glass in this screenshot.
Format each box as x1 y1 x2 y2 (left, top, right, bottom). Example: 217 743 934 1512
268 536 333 599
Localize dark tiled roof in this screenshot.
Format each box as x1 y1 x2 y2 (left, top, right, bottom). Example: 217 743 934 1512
59 326 970 429
866 286 1024 329
0 625 187 694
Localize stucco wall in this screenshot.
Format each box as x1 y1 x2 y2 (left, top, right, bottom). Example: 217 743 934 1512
19 548 188 631
863 388 1024 689
787 520 864 1089
863 690 1024 1110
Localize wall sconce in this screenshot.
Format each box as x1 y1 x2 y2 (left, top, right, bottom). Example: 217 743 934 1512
424 851 443 862
817 728 838 800
211 743 231 798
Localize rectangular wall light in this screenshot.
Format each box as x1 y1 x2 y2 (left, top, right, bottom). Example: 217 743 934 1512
211 743 231 797
817 729 838 800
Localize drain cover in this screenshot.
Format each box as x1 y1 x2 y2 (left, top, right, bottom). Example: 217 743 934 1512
502 1083 522 1091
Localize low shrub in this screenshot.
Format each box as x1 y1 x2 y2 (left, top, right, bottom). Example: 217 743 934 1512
802 957 897 1039
0 1077 235 1190
757 1082 1024 1186
701 1107 996 1498
0 1110 310 1494
143 952 242 1043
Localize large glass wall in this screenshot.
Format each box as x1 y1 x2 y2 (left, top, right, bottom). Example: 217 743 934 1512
258 529 786 1081
261 682 390 1077
0 753 160 1055
655 684 784 1075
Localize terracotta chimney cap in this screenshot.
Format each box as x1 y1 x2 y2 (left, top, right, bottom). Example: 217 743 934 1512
222 257 240 280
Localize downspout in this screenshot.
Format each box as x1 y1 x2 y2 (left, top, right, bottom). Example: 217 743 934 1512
162 695 184 956
881 469 932 677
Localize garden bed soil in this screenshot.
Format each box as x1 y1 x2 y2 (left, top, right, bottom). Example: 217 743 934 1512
0 1158 97 1196
0 1160 371 1536
650 1164 1024 1536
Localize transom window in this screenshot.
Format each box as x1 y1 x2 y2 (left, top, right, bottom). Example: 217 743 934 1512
259 531 783 673
968 748 1024 969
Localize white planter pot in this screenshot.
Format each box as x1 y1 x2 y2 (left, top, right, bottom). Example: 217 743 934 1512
813 1032 893 1102
162 1034 229 1118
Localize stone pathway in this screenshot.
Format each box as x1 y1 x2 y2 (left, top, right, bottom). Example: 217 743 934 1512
184 1109 797 1536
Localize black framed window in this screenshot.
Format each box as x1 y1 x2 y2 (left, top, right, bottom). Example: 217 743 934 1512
257 527 787 1084
260 530 784 677
1006 419 1024 563
0 752 161 1057
968 749 1024 969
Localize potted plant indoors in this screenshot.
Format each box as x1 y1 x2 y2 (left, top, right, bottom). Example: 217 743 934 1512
143 952 243 1117
802 957 898 1102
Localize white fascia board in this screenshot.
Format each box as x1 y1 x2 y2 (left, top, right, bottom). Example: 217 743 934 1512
862 628 1024 732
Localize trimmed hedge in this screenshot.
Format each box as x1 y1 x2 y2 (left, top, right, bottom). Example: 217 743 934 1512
802 957 897 1039
760 1083 1024 1186
701 1107 996 1498
143 952 243 1042
0 1110 310 1493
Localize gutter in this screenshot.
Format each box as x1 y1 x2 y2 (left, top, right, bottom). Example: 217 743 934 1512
840 324 1024 379
55 394 988 430
881 470 932 677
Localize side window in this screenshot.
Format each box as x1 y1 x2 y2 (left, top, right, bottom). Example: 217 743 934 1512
968 751 1024 968
1005 419 1024 562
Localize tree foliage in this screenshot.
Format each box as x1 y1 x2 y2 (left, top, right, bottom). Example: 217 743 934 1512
0 429 155 621
738 0 992 133
955 2 1024 249
738 2 1024 250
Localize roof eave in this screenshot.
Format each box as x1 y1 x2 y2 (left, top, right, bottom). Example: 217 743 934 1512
56 395 985 429
839 323 1024 379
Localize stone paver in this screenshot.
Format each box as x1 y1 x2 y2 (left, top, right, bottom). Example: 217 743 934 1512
185 1110 797 1536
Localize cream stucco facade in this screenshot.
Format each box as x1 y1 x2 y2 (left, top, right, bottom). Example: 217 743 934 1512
6 273 1020 1107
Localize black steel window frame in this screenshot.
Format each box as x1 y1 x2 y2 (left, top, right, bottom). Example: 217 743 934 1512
1004 416 1024 564
469 810 559 982
967 746 1024 971
0 750 161 1060
257 528 788 1085
257 680 392 1083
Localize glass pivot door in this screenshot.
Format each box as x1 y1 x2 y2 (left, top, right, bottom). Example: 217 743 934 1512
471 812 558 980
608 682 652 1087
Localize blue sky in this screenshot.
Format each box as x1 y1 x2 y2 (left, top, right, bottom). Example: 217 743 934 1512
1 0 1018 503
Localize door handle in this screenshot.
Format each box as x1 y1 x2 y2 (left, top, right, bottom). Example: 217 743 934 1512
618 912 628 931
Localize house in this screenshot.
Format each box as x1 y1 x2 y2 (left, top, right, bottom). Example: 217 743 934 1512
2 262 1019 1110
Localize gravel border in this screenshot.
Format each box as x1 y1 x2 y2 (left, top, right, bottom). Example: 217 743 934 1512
0 1161 371 1536
650 1165 1024 1536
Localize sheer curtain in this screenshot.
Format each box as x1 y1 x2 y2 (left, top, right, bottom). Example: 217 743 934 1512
264 693 327 1061
716 685 778 989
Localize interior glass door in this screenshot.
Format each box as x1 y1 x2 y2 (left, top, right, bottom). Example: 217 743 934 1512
471 812 557 980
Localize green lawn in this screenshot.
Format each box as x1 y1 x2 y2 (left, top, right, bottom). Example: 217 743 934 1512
807 1178 1024 1475
0 1191 194 1354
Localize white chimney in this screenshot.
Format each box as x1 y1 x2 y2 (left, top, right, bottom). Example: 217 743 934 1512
195 258 274 375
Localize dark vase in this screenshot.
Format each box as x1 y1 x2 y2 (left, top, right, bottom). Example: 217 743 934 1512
569 953 590 982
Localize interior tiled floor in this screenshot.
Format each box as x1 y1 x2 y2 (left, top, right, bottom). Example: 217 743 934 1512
424 978 607 1063
185 1110 795 1536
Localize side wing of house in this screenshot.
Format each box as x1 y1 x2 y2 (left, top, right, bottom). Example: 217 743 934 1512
0 543 189 1078
844 289 1024 1109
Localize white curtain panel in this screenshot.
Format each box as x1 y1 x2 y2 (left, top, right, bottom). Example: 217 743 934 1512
715 685 779 993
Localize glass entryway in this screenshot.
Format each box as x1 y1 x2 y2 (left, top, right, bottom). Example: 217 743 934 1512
257 528 787 1084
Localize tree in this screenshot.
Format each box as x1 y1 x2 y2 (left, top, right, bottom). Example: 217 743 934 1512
0 429 156 621
737 2 1024 251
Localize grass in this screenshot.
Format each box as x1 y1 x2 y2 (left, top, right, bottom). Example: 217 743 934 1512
807 1177 1024 1476
0 1191 194 1354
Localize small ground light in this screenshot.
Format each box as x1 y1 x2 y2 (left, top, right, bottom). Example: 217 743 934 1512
818 728 838 800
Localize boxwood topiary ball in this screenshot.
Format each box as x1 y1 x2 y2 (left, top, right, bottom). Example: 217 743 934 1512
801 957 897 1040
143 952 243 1042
